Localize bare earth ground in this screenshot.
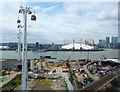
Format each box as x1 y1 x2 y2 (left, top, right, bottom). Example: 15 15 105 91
30 78 66 90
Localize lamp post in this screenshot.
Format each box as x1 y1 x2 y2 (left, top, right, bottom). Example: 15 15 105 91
18 6 36 90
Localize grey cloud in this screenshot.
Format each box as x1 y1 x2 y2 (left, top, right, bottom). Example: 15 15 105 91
0 2 118 44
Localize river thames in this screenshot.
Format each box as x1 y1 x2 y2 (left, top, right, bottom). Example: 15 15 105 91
0 49 119 60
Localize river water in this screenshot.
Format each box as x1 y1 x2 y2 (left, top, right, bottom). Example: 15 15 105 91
0 49 119 60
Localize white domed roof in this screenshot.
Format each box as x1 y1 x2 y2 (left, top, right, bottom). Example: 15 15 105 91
61 43 94 50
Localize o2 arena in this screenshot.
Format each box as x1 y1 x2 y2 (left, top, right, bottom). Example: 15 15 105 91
47 43 103 52
59 43 103 51
61 43 94 50
46 39 104 51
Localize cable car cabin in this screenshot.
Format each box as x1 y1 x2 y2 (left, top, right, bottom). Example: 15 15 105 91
19 9 22 13
31 15 36 21
28 11 32 14
17 25 22 28
17 25 20 28
17 19 21 23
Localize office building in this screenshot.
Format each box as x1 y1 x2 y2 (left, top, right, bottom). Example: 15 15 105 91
106 37 110 48
98 39 107 48
111 37 118 48
36 42 39 50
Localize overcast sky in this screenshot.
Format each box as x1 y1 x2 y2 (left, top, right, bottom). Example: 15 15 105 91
0 0 118 44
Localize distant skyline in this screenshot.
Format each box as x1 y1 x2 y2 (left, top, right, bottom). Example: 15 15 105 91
0 1 118 44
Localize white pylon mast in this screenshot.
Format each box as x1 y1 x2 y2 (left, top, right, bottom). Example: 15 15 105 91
22 6 28 90
18 5 36 91
18 26 22 61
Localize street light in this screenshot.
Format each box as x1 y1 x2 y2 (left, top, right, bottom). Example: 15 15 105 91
18 6 36 90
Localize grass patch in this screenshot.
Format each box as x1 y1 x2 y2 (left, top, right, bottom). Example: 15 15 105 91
75 79 83 89
32 79 52 90
37 79 52 85
88 77 93 83
110 77 120 87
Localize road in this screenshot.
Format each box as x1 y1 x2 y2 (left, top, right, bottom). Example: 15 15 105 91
80 68 120 91
83 63 99 81
62 73 74 91
56 67 74 91
0 71 20 88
